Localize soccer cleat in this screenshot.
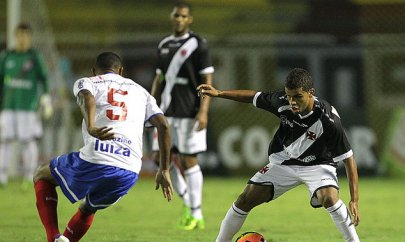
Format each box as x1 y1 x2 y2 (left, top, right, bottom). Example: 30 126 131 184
176 206 191 228
181 217 205 230
54 234 70 242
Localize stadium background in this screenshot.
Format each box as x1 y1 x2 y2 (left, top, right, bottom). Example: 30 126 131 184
1 0 405 178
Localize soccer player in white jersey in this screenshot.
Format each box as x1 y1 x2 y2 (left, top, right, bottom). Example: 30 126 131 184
198 68 360 242
150 2 214 230
33 52 173 242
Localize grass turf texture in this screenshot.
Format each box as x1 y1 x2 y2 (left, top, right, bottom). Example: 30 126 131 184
0 176 404 242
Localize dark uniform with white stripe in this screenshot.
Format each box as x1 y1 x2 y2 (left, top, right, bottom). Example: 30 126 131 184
255 90 352 166
250 91 353 207
152 32 214 154
156 32 214 117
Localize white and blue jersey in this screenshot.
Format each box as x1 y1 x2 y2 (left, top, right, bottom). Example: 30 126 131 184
50 73 163 209
73 73 163 173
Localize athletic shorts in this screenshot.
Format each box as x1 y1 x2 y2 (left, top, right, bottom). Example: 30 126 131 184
50 152 138 210
152 117 207 154
0 110 42 141
249 163 339 208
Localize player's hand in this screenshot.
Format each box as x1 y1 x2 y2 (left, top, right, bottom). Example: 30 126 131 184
195 111 208 131
40 94 53 120
349 200 360 226
88 126 115 140
155 169 173 202
197 84 220 98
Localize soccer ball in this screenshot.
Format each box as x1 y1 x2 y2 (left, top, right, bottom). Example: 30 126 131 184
235 231 267 242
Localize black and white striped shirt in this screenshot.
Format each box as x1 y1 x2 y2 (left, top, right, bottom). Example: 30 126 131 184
156 32 214 118
254 91 353 167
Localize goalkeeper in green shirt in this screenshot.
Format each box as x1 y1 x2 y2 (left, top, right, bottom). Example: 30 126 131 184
0 23 52 186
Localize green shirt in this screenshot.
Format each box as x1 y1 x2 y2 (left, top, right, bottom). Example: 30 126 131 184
0 49 49 111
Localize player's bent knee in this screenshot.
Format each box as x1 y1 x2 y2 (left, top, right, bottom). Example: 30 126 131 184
33 163 52 183
316 187 339 208
235 185 271 211
80 202 97 215
317 193 338 208
320 196 339 208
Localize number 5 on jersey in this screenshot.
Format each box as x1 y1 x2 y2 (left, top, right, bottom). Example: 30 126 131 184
107 88 128 121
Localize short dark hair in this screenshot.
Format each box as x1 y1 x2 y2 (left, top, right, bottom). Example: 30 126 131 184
95 52 122 70
174 1 192 13
16 23 32 33
285 68 313 91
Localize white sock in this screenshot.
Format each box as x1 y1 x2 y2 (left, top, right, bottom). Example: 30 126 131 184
0 142 12 184
184 165 203 219
22 140 38 181
169 163 190 207
216 203 249 242
326 199 360 242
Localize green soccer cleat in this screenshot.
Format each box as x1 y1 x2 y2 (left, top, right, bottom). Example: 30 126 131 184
181 217 205 230
177 206 192 228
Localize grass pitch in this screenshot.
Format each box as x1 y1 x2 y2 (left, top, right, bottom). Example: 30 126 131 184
0 176 404 242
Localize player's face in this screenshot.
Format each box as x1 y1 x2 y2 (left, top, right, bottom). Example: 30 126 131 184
285 87 314 115
171 7 193 36
15 29 32 52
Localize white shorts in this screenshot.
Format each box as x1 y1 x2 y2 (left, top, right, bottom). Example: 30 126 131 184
152 117 207 154
249 163 339 208
0 110 43 141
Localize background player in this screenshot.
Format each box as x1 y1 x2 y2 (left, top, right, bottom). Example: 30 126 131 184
150 2 214 230
0 23 52 187
33 52 173 242
198 68 360 242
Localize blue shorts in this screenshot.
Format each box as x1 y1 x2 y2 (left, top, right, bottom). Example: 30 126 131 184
50 152 138 210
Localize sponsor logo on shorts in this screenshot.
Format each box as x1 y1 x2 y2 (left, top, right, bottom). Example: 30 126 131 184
94 139 130 157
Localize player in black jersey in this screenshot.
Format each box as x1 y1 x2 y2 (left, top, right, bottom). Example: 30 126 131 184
198 68 360 242
151 2 214 230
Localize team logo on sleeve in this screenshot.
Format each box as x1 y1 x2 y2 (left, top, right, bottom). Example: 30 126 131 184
259 165 269 174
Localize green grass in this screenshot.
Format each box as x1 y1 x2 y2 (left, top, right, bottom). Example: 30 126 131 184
0 176 404 242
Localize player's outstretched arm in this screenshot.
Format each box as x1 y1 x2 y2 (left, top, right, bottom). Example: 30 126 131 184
151 73 164 106
343 156 360 226
195 73 213 131
149 113 173 202
77 89 114 140
197 84 257 103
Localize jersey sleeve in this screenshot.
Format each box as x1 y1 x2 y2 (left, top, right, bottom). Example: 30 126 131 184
0 51 7 105
144 93 164 128
196 38 214 74
73 78 95 97
327 108 353 162
33 51 49 93
0 50 7 80
253 91 285 116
